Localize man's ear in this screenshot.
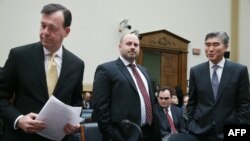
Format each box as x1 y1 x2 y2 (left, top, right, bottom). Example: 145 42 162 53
64 27 71 37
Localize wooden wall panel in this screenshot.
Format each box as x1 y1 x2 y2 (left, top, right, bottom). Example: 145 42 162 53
138 29 190 94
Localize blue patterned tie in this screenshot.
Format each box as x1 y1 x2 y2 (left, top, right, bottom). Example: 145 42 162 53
212 65 219 99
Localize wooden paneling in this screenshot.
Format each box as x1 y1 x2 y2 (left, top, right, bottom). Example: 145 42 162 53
161 52 178 88
137 29 190 94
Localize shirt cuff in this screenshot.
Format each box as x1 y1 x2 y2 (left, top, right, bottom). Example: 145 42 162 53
14 115 24 129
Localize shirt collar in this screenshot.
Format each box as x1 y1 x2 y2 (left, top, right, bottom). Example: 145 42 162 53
167 106 171 112
43 45 63 59
163 106 171 112
209 57 225 69
119 56 136 67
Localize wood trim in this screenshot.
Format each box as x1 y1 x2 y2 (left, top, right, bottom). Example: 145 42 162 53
83 83 93 92
230 0 239 61
80 124 85 141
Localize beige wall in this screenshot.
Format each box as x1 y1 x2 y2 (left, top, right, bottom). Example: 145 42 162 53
239 0 250 70
0 0 249 85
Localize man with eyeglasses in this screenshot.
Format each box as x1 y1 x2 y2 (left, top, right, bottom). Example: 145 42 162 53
155 86 186 139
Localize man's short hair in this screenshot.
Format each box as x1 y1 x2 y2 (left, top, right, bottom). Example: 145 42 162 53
205 31 229 45
41 3 72 28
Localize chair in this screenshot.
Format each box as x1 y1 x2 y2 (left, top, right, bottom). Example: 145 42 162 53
120 119 143 140
81 109 93 123
162 133 200 141
80 122 103 141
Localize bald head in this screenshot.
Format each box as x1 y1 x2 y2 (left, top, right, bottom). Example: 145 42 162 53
120 34 139 43
119 34 140 63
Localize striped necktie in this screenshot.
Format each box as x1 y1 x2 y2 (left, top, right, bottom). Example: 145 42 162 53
129 64 153 125
165 108 177 134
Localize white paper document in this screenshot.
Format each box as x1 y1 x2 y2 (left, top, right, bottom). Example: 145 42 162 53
36 95 83 141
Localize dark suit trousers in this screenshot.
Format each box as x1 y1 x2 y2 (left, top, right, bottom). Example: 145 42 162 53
191 126 223 141
141 124 154 141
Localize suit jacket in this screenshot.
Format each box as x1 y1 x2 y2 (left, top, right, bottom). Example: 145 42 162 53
92 58 160 141
187 60 250 139
155 104 185 138
0 42 84 141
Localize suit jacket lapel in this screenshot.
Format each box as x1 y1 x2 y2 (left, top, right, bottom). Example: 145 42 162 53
137 65 156 105
31 42 49 99
216 60 231 102
159 105 171 129
170 107 177 125
116 58 155 104
138 65 150 86
162 106 174 128
116 58 138 92
202 62 216 102
171 106 181 128
53 47 68 96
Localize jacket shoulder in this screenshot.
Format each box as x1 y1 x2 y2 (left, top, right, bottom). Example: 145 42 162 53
11 42 41 53
63 48 84 65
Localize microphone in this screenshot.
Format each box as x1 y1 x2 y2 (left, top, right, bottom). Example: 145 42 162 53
121 119 143 140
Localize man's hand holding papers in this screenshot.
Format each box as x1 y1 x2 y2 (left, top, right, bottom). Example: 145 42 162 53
36 96 83 141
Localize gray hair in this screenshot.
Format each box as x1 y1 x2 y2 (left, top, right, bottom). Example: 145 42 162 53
205 31 229 45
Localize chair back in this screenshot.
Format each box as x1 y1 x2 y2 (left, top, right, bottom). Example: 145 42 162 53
80 122 102 141
81 109 93 118
81 109 93 123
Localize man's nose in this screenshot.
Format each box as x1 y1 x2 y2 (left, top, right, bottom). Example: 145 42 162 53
42 28 50 35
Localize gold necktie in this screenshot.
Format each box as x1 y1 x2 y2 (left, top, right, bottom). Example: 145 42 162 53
46 53 58 97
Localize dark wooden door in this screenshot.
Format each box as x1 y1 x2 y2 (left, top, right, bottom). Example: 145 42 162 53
137 30 189 94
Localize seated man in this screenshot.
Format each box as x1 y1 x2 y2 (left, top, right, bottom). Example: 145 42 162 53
171 93 179 106
155 86 187 139
82 91 93 109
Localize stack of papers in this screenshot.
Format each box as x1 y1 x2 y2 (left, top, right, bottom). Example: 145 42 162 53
36 96 83 140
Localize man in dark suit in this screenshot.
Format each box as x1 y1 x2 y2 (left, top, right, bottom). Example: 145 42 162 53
82 91 93 109
187 31 250 141
155 86 186 139
0 3 84 141
92 33 160 141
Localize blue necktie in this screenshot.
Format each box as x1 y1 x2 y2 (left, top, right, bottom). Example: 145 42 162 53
212 65 219 99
